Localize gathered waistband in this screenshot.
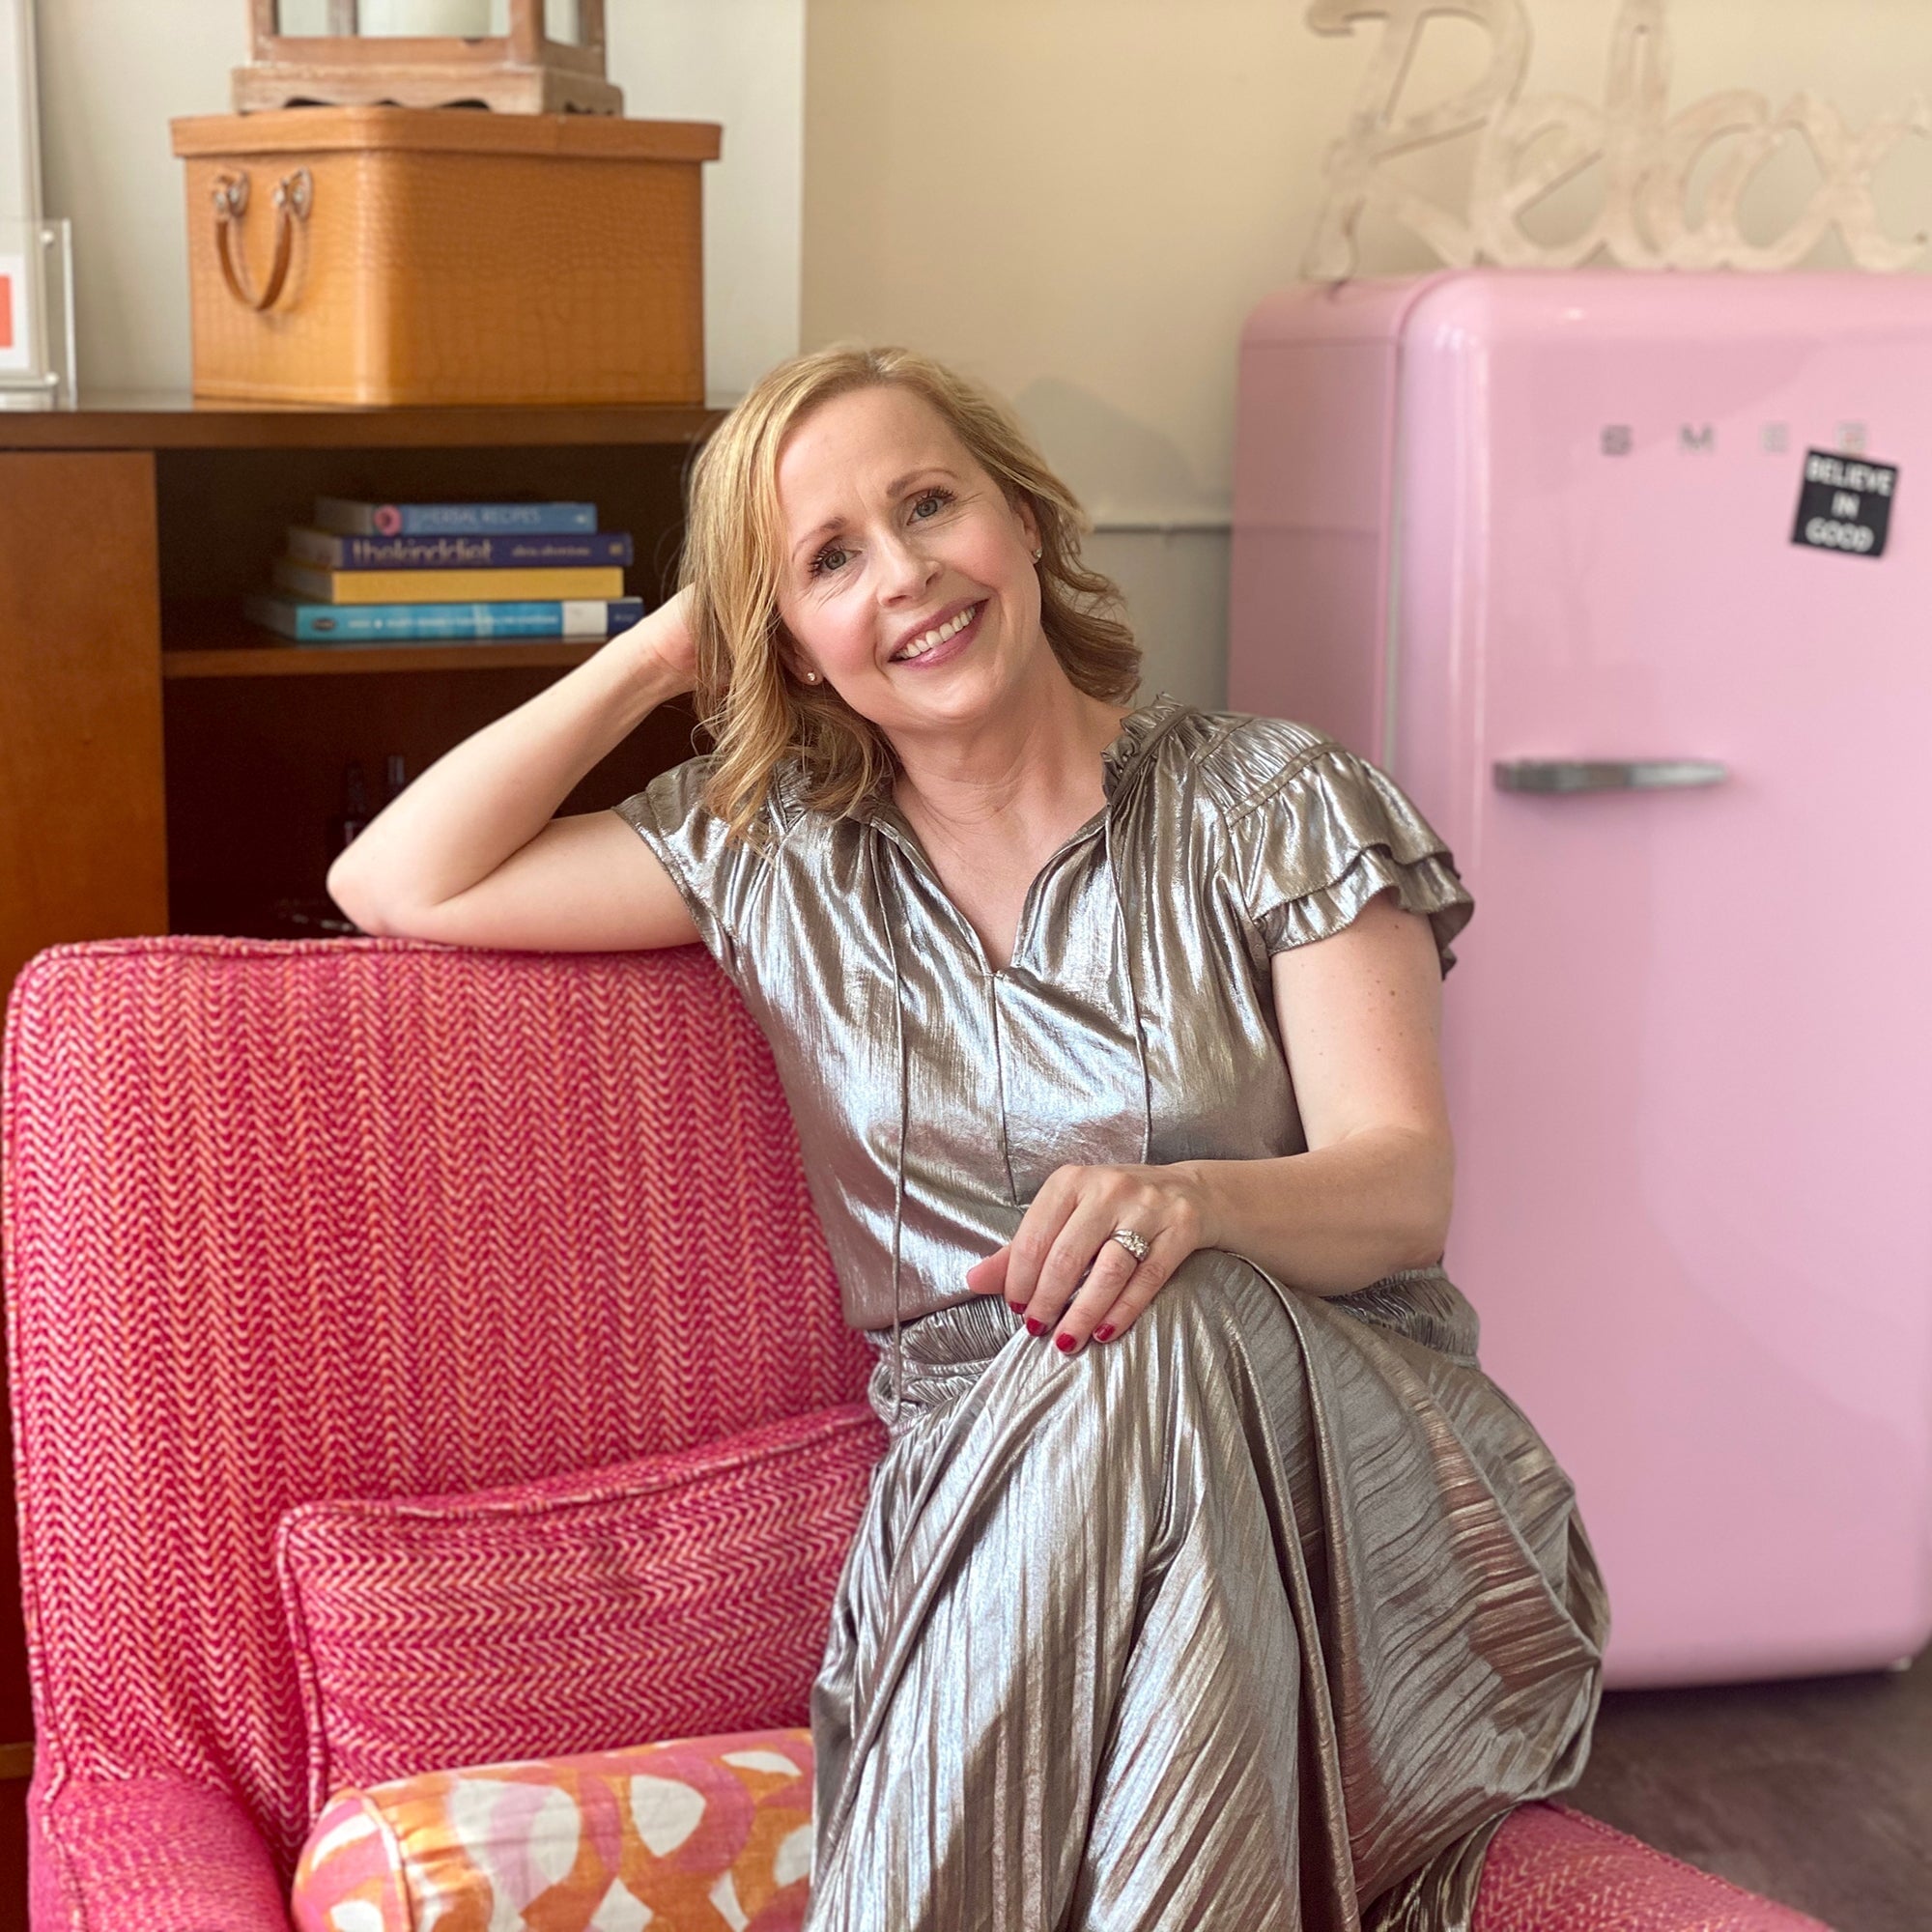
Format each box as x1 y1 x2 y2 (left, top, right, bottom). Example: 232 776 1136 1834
860 1292 1026 1431
860 1261 1480 1433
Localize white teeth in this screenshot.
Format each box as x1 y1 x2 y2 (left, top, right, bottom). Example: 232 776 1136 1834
894 602 978 662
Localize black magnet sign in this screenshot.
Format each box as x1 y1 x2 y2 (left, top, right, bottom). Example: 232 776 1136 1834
1792 449 1898 558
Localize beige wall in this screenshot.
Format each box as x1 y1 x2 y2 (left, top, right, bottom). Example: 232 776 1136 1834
34 0 806 405
803 0 1932 709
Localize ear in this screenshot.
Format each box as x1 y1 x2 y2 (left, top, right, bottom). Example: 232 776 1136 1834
1015 496 1041 555
770 615 823 687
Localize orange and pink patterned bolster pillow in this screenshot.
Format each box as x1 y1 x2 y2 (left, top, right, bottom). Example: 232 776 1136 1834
292 1724 816 1932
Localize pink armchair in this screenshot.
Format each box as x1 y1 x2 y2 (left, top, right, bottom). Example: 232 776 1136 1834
1 935 1823 1929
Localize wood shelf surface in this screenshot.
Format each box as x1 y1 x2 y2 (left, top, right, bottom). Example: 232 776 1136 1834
0 394 724 451
162 599 616 676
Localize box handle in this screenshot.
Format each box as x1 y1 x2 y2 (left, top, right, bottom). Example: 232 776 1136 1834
210 168 313 314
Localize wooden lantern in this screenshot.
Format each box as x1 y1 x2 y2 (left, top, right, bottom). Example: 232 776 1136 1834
233 0 624 117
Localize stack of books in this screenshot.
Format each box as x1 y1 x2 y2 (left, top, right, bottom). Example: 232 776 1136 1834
243 497 646 644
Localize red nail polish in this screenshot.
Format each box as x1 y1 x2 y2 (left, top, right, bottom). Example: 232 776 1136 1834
1008 1300 1027 1316
1094 1323 1115 1342
1025 1317 1045 1337
1055 1332 1078 1352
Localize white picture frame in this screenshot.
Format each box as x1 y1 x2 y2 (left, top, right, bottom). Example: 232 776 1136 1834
0 0 72 405
0 0 42 375
0 0 40 228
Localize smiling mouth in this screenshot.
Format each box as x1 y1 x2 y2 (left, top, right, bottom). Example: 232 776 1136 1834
890 600 983 664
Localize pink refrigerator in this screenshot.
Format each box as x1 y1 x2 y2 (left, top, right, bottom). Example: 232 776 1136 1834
1229 269 1932 1690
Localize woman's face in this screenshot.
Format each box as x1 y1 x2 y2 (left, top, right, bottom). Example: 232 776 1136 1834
771 383 1046 740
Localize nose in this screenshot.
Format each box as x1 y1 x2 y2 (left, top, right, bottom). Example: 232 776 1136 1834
875 521 940 599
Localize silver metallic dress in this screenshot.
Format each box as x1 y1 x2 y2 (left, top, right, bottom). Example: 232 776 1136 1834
613 693 1609 1931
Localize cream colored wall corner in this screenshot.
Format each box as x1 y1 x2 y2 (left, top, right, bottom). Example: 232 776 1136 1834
33 0 806 405
801 0 1932 714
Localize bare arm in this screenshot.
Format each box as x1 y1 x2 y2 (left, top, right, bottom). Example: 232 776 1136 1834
1185 887 1455 1288
325 589 703 952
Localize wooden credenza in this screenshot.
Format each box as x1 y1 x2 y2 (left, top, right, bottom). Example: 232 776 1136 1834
0 395 720 1920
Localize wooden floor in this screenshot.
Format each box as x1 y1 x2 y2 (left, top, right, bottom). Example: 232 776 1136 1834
1565 1639 1932 1930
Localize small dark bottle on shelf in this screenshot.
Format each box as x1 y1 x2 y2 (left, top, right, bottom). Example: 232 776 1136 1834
382 753 409 807
329 760 372 859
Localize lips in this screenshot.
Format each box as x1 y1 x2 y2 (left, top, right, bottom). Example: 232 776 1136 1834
891 597 981 661
889 598 984 668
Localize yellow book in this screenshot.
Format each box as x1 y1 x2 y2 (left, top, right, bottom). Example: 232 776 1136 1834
272 559 626 605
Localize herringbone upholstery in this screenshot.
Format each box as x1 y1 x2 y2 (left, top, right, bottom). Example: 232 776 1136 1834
1474 1803 1827 1930
2 936 870 1926
277 1401 885 1817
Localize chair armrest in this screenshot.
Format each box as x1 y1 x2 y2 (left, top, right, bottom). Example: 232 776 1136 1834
1478 1800 1830 1930
28 1769 293 1931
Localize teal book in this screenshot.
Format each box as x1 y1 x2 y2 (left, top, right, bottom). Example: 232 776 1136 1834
244 594 645 642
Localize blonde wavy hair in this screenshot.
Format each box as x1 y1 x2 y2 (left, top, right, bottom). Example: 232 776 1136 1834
680 342 1142 840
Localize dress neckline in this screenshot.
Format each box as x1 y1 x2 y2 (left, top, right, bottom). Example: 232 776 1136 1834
861 690 1188 979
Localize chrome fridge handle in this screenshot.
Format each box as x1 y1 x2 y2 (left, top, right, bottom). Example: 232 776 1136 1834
1492 758 1729 794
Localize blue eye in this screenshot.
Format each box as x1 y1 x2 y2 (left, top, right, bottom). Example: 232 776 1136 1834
808 488 954 578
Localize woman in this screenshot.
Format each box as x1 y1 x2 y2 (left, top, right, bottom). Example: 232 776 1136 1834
326 344 1609 1931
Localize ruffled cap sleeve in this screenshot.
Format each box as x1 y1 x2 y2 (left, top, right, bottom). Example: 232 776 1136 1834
1224 729 1475 979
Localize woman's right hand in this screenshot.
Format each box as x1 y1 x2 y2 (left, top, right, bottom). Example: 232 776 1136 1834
624 582 699 696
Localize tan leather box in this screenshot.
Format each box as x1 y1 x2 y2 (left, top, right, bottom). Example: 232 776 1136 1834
170 108 721 407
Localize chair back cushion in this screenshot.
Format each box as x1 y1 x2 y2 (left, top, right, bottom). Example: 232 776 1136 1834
278 1401 886 1819
2 935 869 1882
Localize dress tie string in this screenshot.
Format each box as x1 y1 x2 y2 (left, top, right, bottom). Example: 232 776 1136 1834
1102 807 1155 1168
867 832 914 1431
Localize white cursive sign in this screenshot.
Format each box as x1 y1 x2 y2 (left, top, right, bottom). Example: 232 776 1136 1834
1302 0 1932 277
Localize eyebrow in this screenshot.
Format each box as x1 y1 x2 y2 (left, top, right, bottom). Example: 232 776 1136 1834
790 469 958 563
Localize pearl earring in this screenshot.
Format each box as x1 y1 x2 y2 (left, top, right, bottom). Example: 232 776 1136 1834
804 669 820 683
1032 546 1042 560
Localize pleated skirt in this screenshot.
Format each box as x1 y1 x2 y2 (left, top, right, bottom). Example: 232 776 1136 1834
803 1250 1610 1932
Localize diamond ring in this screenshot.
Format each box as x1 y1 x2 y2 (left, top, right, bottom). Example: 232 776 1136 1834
1111 1227 1151 1264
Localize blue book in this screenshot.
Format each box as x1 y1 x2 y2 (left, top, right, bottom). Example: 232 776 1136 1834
244 594 645 642
287 527 634 570
313 497 599 536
